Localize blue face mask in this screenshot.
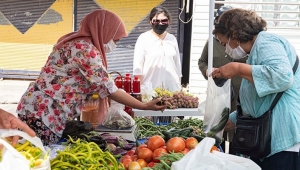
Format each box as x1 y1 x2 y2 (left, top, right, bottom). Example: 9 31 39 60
225 38 247 59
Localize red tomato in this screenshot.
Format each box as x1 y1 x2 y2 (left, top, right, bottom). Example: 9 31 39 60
131 155 138 161
126 150 136 156
136 159 147 168
128 161 142 170
185 137 199 150
120 155 132 163
166 137 186 153
147 162 156 167
135 144 147 155
160 145 167 149
147 135 165 152
153 148 168 162
137 148 153 163
122 158 132 169
210 146 220 153
181 148 190 155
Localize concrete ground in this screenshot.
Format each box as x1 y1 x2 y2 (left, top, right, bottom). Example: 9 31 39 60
0 79 32 116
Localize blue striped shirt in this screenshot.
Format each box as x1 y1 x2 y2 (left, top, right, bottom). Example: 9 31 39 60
229 31 300 157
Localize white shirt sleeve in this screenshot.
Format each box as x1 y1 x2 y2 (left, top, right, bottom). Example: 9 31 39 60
133 34 145 75
173 37 183 77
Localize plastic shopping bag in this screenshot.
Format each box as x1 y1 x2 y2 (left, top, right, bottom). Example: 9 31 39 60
0 129 50 170
203 77 231 144
171 137 261 170
140 82 156 103
102 100 135 129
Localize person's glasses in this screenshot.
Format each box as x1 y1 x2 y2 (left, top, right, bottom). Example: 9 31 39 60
152 19 169 25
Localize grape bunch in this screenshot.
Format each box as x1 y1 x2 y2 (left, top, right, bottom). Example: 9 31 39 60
154 87 199 109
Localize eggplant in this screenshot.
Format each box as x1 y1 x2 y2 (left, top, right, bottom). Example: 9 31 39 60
122 143 136 150
100 133 128 147
112 146 128 156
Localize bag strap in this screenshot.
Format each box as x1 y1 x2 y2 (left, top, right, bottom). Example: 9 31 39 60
269 56 298 111
237 56 299 112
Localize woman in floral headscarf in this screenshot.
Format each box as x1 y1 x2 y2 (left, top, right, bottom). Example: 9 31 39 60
16 9 166 145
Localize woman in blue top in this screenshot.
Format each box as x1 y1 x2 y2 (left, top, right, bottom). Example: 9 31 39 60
211 8 300 170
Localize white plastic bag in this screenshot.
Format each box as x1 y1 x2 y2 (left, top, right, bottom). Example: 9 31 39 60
141 82 156 103
203 77 231 144
171 137 261 170
0 129 50 170
102 100 135 129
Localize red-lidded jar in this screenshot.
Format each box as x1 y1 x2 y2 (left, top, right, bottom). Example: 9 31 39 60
124 106 134 118
114 76 123 89
123 73 132 93
132 75 141 93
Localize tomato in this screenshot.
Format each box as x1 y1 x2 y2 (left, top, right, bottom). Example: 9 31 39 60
166 137 186 153
128 161 142 170
126 150 136 156
136 159 147 168
153 148 168 162
122 158 132 169
137 148 153 163
210 146 220 153
131 155 138 161
181 148 190 155
160 145 167 149
147 135 165 151
135 144 147 155
147 162 156 167
120 155 132 163
185 137 199 150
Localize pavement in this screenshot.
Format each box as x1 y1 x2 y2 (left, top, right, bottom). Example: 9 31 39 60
0 79 33 116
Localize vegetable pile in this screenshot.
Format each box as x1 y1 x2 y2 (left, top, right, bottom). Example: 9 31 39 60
134 117 205 140
50 137 122 170
154 87 199 109
119 135 215 170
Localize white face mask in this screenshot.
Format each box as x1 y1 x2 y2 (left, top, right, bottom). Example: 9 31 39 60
104 39 117 53
225 38 247 59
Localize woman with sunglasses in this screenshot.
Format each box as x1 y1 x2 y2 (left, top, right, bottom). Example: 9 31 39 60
133 6 182 123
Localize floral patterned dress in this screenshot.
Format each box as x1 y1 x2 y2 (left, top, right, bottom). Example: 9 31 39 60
17 40 117 145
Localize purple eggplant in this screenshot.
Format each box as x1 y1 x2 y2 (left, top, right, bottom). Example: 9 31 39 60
112 146 128 156
122 143 136 150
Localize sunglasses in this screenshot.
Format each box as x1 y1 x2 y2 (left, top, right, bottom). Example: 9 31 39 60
152 19 169 25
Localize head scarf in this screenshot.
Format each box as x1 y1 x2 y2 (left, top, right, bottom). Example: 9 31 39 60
54 9 127 68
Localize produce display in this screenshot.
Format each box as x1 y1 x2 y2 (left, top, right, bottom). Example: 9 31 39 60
134 117 205 140
119 135 204 170
50 137 122 170
154 87 199 109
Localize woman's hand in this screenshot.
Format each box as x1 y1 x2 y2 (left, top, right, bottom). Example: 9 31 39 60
210 62 254 83
143 98 167 111
109 89 167 111
210 63 240 79
0 109 36 147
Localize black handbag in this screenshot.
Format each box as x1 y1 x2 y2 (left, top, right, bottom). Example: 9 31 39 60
232 56 299 158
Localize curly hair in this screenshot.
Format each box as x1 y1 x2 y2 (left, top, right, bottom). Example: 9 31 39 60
213 8 267 43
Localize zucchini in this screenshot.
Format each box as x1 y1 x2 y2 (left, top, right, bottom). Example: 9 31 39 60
207 107 230 139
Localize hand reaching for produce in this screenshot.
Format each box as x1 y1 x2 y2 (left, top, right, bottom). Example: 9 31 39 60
0 108 36 148
109 89 167 111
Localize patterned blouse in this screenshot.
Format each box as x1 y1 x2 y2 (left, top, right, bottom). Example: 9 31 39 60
16 40 117 137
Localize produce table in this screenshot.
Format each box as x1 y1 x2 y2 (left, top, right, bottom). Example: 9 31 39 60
133 108 203 117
